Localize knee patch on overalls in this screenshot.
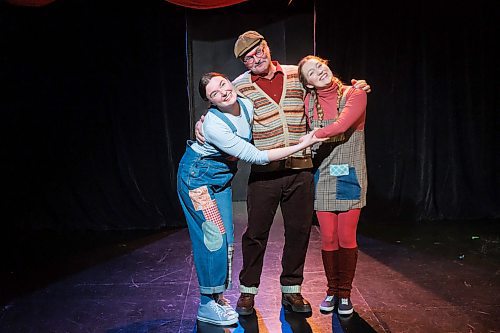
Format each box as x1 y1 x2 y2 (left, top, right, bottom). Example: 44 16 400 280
189 186 226 251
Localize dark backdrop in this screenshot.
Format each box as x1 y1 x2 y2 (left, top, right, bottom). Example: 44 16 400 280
316 0 499 221
2 0 189 230
1 0 498 232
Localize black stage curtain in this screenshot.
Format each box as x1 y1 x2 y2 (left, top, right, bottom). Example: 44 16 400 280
2 0 189 230
2 0 498 232
315 0 499 221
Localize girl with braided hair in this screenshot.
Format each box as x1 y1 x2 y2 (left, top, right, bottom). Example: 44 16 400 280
298 55 368 316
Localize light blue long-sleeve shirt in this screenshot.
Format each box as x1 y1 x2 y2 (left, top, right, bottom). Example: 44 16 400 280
190 98 270 165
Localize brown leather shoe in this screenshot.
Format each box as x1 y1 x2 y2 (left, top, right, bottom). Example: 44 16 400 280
282 293 312 313
236 293 255 315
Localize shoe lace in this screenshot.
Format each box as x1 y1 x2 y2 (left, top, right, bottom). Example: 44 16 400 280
209 301 227 318
325 295 334 302
341 298 349 305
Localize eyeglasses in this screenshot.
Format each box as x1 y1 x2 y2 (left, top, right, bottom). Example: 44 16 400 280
242 45 266 65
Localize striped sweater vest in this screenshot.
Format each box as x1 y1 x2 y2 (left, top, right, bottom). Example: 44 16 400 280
232 65 310 159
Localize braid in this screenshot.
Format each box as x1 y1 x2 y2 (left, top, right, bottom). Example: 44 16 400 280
333 76 343 113
312 77 342 121
311 90 324 121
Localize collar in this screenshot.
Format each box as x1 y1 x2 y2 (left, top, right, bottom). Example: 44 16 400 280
316 81 339 98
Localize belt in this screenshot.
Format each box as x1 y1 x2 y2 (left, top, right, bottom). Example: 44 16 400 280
251 156 313 172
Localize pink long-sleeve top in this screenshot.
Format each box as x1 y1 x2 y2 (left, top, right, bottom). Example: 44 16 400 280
304 83 367 139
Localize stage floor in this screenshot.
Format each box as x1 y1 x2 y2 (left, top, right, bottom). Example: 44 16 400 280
1 202 499 332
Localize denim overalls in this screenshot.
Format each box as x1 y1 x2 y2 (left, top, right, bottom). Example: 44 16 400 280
177 100 251 294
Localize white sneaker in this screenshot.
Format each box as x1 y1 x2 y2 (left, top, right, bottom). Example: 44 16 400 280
197 300 239 326
216 295 238 317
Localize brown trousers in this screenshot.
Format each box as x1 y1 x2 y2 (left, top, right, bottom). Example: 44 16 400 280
239 169 314 288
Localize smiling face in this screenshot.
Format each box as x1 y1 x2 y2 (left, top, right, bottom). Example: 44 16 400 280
241 41 272 75
205 76 237 109
300 58 334 90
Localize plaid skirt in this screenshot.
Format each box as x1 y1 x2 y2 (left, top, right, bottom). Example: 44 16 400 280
312 130 367 212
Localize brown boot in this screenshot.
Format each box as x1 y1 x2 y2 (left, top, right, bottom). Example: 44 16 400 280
337 247 358 315
236 293 255 315
281 293 312 313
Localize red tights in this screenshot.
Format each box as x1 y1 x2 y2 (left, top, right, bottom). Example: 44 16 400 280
316 209 360 250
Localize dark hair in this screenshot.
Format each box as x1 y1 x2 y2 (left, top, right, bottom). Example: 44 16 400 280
198 72 229 101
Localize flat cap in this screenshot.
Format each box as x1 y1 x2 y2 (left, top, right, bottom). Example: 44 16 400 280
234 30 264 58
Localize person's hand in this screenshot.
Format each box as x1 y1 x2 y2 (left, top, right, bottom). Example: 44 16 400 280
195 115 206 144
351 79 371 93
299 128 328 145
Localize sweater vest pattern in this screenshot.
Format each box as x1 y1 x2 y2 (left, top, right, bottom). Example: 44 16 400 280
233 65 310 158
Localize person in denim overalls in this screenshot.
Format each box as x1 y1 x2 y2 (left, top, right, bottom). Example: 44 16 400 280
176 72 325 326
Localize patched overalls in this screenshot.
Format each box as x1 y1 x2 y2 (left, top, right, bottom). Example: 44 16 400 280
177 100 251 294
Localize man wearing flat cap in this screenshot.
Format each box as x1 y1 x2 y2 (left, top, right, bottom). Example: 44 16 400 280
230 30 316 315
196 30 370 316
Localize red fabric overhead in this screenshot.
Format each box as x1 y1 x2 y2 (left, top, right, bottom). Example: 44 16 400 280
166 0 247 10
7 0 55 6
